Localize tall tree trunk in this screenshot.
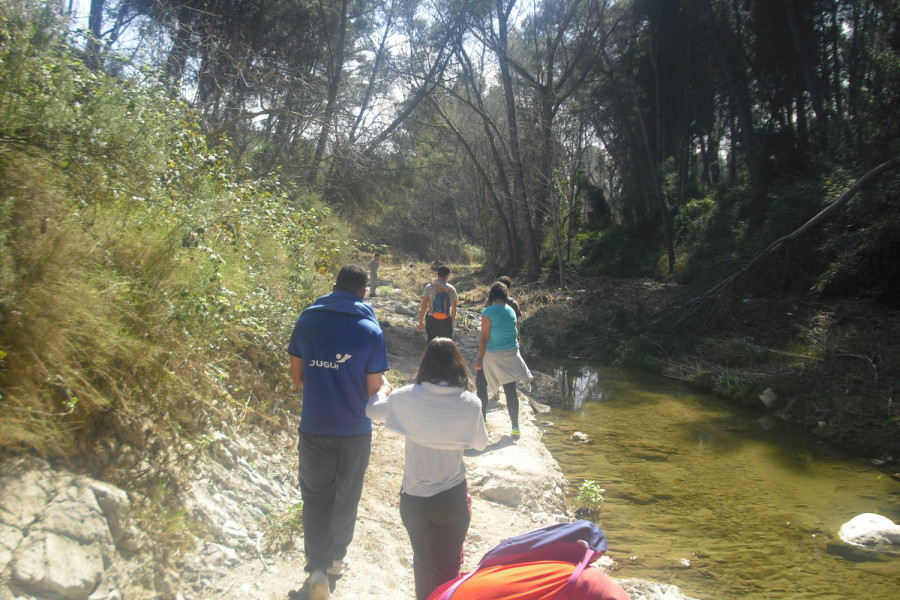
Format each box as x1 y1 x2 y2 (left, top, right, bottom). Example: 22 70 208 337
551 176 567 288
699 133 712 186
496 0 541 278
727 110 738 183
632 86 676 275
431 99 518 267
847 0 864 153
706 0 767 219
453 45 523 269
536 81 553 240
85 0 104 70
783 0 829 150
829 0 842 119
796 93 809 153
164 5 193 88
309 0 349 185
349 4 396 143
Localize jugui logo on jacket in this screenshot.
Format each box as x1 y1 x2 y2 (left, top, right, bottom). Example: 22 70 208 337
308 354 352 370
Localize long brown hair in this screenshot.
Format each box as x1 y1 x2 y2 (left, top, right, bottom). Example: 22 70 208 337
415 338 473 391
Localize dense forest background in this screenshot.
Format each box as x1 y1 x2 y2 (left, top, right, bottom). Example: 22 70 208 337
68 0 900 287
1 0 899 458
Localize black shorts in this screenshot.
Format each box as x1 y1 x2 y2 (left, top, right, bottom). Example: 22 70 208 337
425 314 453 341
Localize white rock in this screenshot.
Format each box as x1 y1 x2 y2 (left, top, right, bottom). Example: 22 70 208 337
839 513 900 552
0 521 24 572
617 578 701 600
482 483 525 507
571 431 591 444
759 387 778 408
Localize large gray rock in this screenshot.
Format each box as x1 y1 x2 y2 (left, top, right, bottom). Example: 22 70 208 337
39 484 115 550
0 456 155 600
86 480 141 552
0 521 24 572
0 456 57 530
481 482 525 507
181 430 302 552
527 371 566 406
10 532 105 600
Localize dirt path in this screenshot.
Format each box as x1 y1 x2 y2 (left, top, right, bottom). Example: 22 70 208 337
319 290 573 599
215 285 573 600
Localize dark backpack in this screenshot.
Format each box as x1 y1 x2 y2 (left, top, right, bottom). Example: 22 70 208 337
432 281 451 319
506 296 521 318
436 520 608 600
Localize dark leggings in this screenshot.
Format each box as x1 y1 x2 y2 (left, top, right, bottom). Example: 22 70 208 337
400 482 471 600
476 370 519 430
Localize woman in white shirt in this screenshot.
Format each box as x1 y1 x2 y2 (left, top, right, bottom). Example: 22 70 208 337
367 338 488 600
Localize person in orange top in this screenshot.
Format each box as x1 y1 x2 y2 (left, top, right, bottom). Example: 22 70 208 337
426 560 631 600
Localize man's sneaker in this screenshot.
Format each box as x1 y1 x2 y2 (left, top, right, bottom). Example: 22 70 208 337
326 558 350 577
309 570 330 600
511 427 521 437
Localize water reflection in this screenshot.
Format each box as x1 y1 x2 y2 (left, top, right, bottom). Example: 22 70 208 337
558 364 606 407
541 362 900 600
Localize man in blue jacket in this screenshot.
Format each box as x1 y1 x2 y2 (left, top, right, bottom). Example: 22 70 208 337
288 264 392 600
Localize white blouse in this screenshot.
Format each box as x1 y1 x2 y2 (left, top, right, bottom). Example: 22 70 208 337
367 381 488 496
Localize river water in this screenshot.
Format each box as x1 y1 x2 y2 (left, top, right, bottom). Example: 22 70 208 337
538 363 900 600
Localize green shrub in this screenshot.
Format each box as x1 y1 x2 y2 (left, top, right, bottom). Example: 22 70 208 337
572 228 649 277
813 175 900 308
614 335 664 372
0 2 345 456
712 372 762 403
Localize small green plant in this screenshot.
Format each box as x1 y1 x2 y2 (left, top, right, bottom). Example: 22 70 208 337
575 479 605 520
712 372 761 403
263 502 304 551
135 481 209 550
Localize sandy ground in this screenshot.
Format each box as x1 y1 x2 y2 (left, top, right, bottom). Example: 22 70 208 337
215 287 574 600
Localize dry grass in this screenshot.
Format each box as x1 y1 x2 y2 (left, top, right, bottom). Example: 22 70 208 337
1 174 151 452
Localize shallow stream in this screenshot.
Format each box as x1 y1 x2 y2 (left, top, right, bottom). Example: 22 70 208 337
539 363 900 600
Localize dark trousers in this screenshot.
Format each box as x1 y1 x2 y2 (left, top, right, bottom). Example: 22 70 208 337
400 482 471 600
476 369 488 418
475 369 519 429
297 432 371 572
425 314 453 341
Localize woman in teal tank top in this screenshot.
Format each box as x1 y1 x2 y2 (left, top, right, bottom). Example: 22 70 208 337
474 282 532 437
